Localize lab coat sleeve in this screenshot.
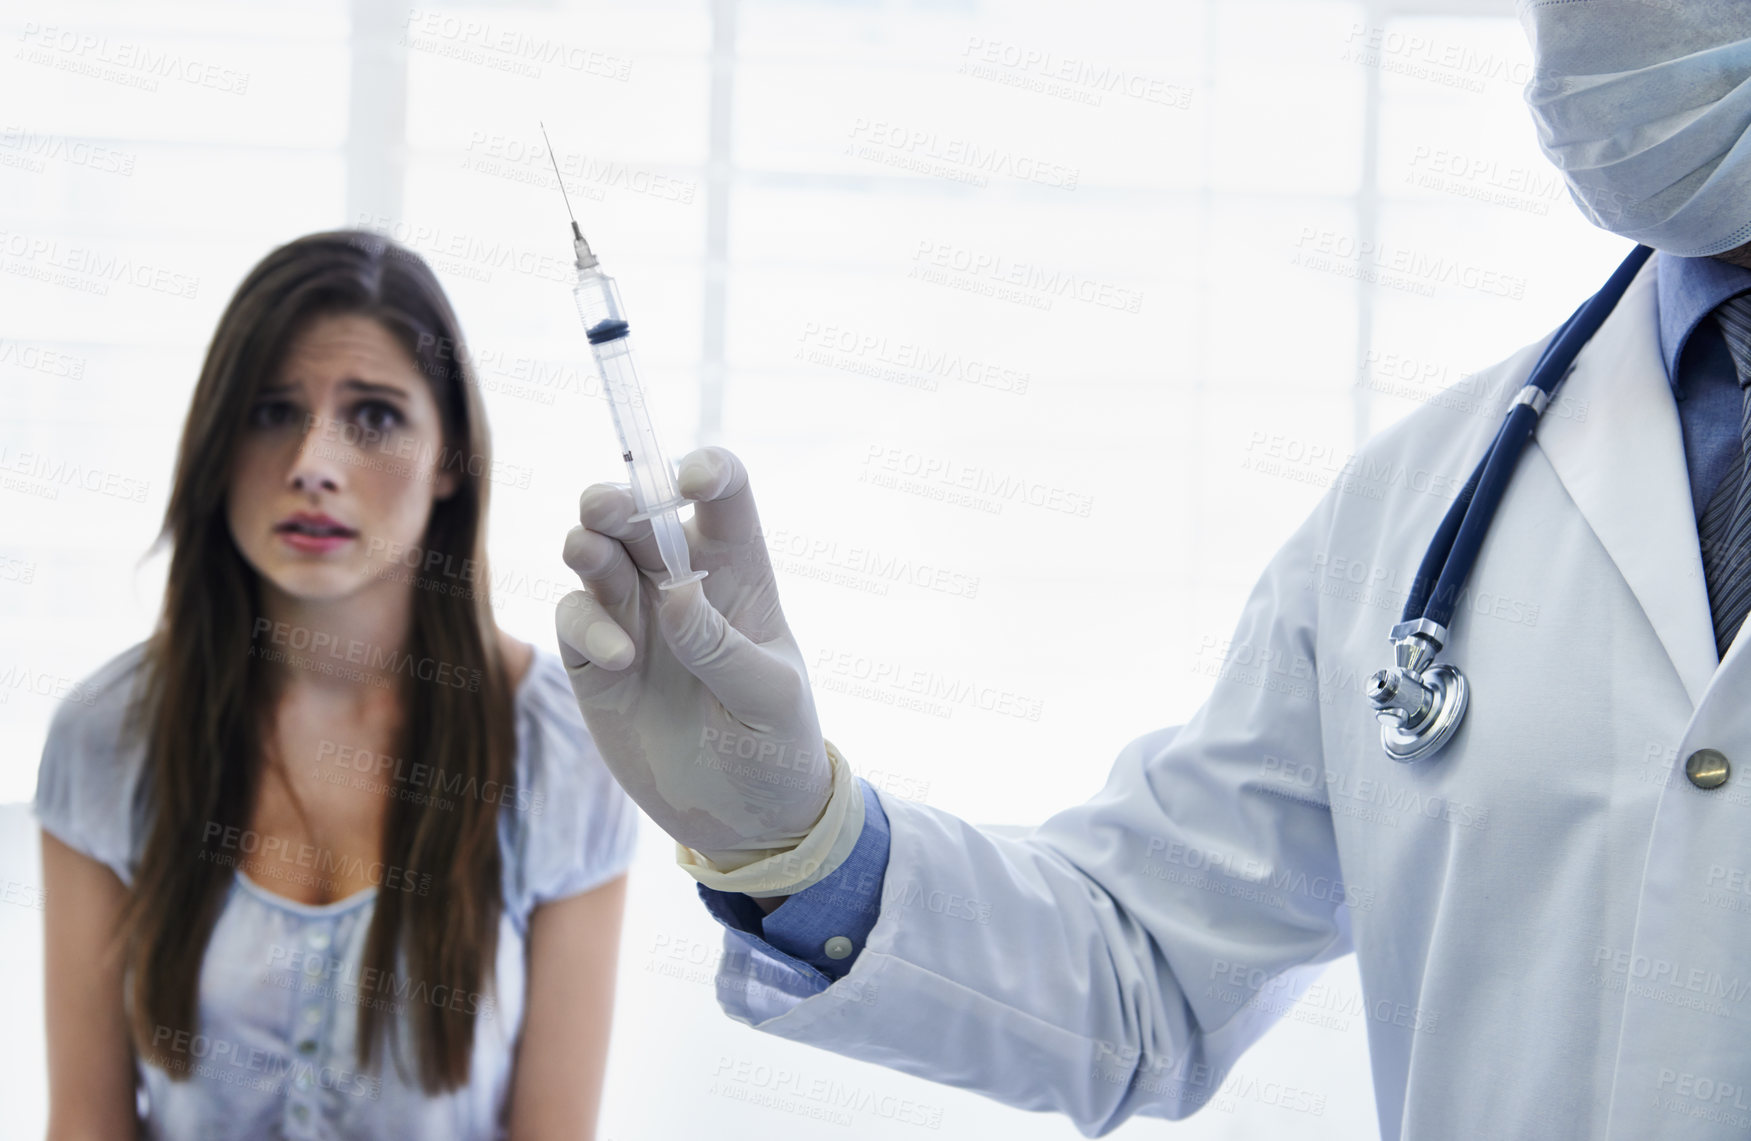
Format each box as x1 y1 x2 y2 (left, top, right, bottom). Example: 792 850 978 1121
706 489 1355 1137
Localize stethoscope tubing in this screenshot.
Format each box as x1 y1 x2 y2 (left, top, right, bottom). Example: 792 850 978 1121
1400 243 1655 632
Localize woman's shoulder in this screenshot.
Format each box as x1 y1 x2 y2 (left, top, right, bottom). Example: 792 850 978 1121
33 639 157 884
507 643 622 811
38 638 155 771
499 644 638 925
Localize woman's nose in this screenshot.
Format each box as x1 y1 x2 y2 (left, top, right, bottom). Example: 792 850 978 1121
287 414 346 493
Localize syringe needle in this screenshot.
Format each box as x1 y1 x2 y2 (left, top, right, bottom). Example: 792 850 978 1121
539 121 579 229
540 121 593 265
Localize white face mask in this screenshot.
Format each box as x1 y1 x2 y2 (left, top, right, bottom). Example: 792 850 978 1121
1519 0 1751 257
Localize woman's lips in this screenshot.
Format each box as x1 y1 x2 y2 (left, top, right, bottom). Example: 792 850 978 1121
274 516 358 554
277 529 355 554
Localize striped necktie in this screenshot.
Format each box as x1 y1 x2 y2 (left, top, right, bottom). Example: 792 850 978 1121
1699 293 1751 659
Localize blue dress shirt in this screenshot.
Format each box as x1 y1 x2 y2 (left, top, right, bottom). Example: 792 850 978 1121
699 251 1751 987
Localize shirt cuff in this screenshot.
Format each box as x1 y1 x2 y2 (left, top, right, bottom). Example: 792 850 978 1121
697 776 892 982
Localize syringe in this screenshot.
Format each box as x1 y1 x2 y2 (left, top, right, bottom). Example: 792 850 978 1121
542 124 706 591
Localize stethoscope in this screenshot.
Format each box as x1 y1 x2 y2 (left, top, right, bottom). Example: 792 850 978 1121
1366 243 1654 762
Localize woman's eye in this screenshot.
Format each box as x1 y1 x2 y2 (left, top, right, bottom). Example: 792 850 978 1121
248 400 294 429
356 400 404 433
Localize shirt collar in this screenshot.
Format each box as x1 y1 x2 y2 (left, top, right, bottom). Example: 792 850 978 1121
1657 249 1751 391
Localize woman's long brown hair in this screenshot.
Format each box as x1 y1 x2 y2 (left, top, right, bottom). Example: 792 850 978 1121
122 230 514 1093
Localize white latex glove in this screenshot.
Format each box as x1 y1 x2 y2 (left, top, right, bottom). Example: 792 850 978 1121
555 446 860 895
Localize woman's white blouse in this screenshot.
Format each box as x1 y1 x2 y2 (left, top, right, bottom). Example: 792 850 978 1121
32 641 638 1141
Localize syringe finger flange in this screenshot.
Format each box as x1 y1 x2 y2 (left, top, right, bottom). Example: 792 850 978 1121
627 496 690 523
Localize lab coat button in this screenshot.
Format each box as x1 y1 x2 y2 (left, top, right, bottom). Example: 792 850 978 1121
823 936 854 960
1685 748 1730 790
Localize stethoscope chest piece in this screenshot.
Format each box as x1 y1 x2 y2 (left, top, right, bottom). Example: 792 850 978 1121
1366 619 1469 763
1359 244 1653 764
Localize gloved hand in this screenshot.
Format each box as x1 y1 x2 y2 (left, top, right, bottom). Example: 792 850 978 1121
555 446 857 893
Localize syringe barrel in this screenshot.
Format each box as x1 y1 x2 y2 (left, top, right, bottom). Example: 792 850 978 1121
589 336 685 515
570 259 702 587
572 265 685 513
572 264 627 333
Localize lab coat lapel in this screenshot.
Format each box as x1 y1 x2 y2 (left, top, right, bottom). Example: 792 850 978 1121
1533 255 1718 709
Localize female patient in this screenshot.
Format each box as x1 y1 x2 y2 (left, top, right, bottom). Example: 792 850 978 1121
34 231 636 1139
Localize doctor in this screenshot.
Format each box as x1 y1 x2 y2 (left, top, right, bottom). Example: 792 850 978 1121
554 3 1751 1137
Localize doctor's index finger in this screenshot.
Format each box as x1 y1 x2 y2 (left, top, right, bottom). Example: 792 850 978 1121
561 524 640 613
676 446 760 542
576 481 666 576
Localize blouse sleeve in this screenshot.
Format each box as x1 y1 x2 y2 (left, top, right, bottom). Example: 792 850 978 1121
30 642 154 887
502 649 639 930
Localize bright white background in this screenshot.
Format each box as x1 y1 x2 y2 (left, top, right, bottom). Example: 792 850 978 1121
0 0 1636 1137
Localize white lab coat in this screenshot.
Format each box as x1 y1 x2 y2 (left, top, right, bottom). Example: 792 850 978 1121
709 252 1751 1139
